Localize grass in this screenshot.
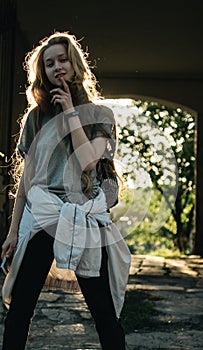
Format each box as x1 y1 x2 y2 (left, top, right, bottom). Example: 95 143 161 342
121 289 162 334
146 247 184 258
127 243 188 258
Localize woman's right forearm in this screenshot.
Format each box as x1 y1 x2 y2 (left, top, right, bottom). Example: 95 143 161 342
8 172 26 237
1 173 26 259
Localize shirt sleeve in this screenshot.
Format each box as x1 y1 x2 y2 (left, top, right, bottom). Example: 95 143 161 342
91 104 116 140
17 109 35 157
91 104 116 159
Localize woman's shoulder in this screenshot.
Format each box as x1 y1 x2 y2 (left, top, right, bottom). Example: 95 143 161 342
28 106 40 118
93 102 115 124
23 106 39 123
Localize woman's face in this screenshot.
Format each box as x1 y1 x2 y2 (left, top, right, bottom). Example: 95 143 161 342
43 44 75 87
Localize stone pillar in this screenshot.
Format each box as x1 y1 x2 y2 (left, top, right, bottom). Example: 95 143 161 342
0 0 17 156
194 113 203 256
0 0 17 242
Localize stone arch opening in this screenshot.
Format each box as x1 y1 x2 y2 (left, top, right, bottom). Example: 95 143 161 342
102 94 197 255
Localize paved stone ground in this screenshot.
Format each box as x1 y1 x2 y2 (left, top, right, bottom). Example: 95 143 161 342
0 254 203 349
126 254 203 349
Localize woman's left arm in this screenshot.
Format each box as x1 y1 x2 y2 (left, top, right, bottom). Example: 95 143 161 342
50 77 107 171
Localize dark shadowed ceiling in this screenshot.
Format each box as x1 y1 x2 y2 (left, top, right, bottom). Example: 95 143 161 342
16 0 203 80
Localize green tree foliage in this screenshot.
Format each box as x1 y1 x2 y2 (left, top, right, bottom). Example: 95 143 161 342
112 99 195 253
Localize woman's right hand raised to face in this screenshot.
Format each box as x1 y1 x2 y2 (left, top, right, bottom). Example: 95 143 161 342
1 232 18 259
50 77 74 114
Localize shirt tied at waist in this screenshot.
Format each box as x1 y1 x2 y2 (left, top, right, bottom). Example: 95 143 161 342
2 185 131 318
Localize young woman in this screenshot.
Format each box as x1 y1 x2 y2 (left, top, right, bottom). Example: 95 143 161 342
1 31 131 350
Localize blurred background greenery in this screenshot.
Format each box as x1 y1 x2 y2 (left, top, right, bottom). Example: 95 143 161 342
107 98 195 257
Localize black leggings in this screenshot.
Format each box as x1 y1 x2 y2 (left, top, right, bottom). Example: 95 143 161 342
2 230 126 350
